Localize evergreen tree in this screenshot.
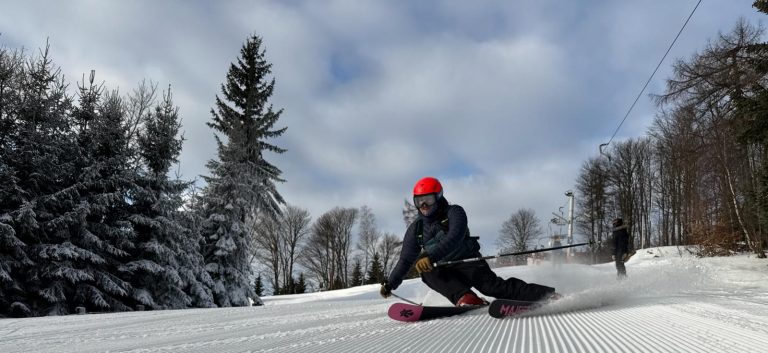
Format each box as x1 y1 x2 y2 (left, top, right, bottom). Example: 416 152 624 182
199 34 287 306
0 44 87 316
31 73 108 316
294 273 306 294
366 253 385 285
350 259 363 287
177 197 216 308
754 0 768 13
8 46 77 316
332 276 344 290
0 45 34 317
69 87 136 313
124 86 213 309
254 274 264 296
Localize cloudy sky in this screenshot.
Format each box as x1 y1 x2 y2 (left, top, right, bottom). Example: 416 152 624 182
1 1 764 254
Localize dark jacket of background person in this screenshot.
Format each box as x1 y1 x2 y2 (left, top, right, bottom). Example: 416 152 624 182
612 219 630 257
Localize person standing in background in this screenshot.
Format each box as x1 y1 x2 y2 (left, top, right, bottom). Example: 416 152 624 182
612 218 630 279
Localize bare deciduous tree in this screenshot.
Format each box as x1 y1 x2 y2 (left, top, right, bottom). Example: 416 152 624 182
497 209 542 264
355 205 379 286
280 205 311 292
251 214 282 294
575 20 768 258
575 157 608 262
300 207 358 290
402 199 418 227
377 232 401 277
653 19 765 256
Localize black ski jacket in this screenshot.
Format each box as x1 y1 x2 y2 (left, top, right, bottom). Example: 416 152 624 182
612 225 630 256
387 199 480 290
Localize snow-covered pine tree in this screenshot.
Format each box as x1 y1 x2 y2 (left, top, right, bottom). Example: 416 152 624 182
66 82 136 314
176 191 216 308
199 34 287 306
0 44 85 317
0 45 35 318
125 85 214 309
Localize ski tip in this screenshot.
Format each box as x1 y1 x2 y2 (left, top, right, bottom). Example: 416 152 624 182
388 303 423 322
488 299 538 319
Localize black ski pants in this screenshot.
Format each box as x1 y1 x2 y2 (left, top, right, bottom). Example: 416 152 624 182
420 260 555 304
615 252 627 278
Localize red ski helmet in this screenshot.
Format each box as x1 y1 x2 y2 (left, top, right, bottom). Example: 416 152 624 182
413 177 443 214
413 177 443 198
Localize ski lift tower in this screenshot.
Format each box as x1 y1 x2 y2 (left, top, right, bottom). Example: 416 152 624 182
565 190 574 247
552 190 576 258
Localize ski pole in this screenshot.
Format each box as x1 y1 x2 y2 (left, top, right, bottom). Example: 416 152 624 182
390 292 421 306
434 241 593 267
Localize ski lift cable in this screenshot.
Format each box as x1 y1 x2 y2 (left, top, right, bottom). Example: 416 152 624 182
604 0 702 148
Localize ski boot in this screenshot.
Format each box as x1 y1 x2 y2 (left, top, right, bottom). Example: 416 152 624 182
456 291 489 307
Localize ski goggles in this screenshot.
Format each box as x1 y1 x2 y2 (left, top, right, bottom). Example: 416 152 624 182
413 193 438 208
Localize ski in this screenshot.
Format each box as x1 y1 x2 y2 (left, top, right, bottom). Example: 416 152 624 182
387 302 483 322
487 299 540 319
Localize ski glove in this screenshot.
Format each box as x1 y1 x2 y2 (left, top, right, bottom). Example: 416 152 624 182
380 280 392 298
415 255 433 274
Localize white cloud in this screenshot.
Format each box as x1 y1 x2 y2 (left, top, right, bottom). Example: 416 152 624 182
0 0 763 255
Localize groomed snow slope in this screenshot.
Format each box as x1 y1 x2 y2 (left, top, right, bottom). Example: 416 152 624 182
2 247 767 353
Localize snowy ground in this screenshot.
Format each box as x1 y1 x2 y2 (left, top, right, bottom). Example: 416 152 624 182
2 247 768 353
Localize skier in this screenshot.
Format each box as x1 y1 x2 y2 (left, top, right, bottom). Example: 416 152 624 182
611 218 630 279
380 177 560 306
